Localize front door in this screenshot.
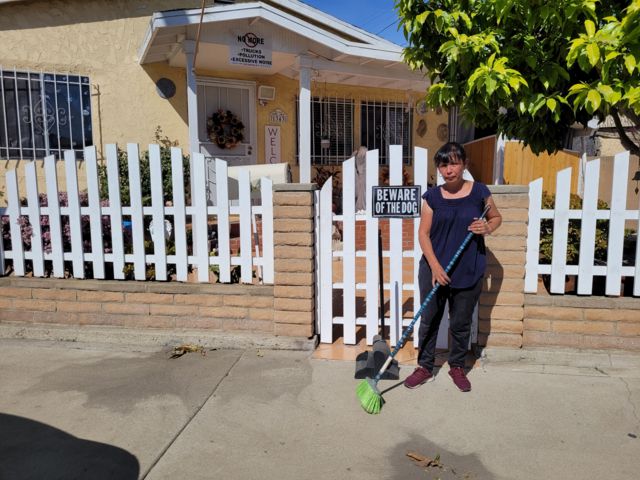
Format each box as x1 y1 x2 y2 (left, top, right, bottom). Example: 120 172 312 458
197 77 257 202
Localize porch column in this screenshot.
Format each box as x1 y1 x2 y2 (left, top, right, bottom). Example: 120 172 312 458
183 40 203 255
183 40 200 158
298 64 311 183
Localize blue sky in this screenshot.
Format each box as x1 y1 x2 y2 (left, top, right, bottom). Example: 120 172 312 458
301 0 406 46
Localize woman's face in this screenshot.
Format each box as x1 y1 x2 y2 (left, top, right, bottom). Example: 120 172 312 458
437 157 466 185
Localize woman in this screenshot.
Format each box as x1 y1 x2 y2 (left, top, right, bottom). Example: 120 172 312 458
404 142 502 392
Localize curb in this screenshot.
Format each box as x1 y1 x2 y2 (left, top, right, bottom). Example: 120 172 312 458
0 323 318 352
480 346 640 370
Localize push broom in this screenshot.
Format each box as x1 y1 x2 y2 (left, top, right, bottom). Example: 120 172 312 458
357 205 491 414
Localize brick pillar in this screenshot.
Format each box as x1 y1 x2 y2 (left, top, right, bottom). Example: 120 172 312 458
272 183 317 338
478 185 528 349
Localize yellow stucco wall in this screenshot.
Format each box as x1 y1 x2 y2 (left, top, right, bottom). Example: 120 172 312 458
0 0 444 202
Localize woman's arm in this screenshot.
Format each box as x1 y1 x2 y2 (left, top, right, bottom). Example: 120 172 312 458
418 199 450 286
468 195 502 236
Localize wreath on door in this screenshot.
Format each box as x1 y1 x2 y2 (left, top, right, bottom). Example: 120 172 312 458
207 109 245 149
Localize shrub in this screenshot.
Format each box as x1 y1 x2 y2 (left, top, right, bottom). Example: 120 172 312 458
97 127 191 206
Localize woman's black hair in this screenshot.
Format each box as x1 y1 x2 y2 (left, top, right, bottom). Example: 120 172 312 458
433 142 467 167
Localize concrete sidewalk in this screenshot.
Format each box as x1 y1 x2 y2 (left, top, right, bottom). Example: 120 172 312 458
1 338 638 480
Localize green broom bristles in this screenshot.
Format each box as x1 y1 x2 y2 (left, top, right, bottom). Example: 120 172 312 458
356 378 384 414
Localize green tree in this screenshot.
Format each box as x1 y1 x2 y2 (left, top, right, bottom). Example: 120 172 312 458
396 0 640 155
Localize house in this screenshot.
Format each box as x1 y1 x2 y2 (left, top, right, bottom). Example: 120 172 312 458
0 0 445 203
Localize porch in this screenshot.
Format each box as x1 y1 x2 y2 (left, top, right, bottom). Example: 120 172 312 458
137 0 431 201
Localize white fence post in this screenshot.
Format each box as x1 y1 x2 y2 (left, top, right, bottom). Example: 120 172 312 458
342 157 357 345
5 169 24 276
412 147 429 347
85 146 105 279
550 168 572 293
237 168 252 283
149 144 167 281
127 144 146 281
525 178 543 292
260 177 274 284
605 151 629 295
319 177 333 343
577 158 600 295
365 150 380 345
25 161 44 277
64 149 85 279
215 158 231 283
170 147 188 282
388 145 404 345
106 144 125 280
192 152 209 282
44 154 64 278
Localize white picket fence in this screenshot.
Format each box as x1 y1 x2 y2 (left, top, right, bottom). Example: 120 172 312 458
525 151 640 296
316 146 478 347
0 145 274 284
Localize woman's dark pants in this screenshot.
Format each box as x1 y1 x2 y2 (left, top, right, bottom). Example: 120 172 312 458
416 258 483 372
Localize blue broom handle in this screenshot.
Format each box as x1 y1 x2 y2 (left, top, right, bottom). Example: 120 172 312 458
374 204 490 383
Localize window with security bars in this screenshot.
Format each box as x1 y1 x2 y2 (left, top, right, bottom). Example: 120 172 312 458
0 69 93 160
297 96 354 165
360 101 412 164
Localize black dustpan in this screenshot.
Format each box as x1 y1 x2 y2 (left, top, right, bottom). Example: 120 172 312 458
354 334 399 380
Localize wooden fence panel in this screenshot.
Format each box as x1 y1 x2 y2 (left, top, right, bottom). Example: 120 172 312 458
464 135 496 184
504 142 580 194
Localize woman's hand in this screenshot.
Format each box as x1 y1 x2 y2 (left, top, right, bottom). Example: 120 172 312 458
430 262 450 287
468 217 492 236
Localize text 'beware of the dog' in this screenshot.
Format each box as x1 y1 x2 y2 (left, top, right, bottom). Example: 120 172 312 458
371 186 421 218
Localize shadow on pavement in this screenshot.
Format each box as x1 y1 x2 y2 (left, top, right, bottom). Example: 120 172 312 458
0 413 139 480
388 433 495 480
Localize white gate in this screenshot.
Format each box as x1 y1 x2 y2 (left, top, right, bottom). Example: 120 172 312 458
316 146 478 348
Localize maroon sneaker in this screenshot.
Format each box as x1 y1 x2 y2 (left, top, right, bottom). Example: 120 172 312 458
403 366 434 389
449 367 471 392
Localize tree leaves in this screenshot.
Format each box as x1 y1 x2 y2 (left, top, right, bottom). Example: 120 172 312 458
396 0 640 155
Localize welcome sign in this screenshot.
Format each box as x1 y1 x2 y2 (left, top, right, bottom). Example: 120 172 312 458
372 186 421 218
229 32 272 68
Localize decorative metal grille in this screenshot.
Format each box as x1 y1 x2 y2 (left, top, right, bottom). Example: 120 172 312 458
0 68 93 160
296 97 414 165
360 100 413 164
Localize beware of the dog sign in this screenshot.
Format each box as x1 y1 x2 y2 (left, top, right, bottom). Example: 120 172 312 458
372 186 421 218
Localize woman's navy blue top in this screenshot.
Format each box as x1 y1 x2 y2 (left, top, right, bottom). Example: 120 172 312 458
422 182 491 289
